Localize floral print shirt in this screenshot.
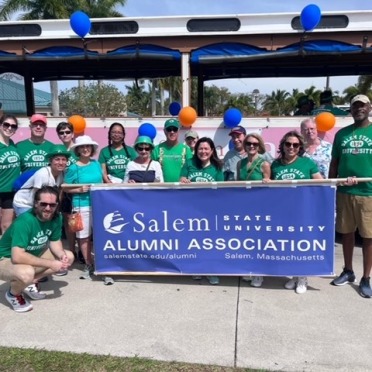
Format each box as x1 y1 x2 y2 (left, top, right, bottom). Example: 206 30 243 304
303 139 332 178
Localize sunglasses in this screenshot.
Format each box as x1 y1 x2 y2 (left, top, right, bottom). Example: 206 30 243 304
38 202 58 208
166 126 179 133
245 141 259 148
58 130 72 135
31 123 46 128
137 146 151 152
284 142 300 149
2 122 18 130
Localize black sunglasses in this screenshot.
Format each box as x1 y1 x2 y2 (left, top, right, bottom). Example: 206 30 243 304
2 122 18 130
245 141 259 148
284 141 300 149
137 146 151 152
166 126 179 133
58 130 72 135
38 202 58 208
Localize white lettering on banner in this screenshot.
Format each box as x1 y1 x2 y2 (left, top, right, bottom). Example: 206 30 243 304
223 225 325 232
256 253 325 261
187 238 326 252
133 210 210 233
104 239 179 251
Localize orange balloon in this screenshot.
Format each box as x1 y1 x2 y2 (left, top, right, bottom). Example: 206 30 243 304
315 112 336 132
178 106 197 127
68 115 86 134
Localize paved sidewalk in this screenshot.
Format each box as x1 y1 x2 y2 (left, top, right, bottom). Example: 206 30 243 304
0 243 371 371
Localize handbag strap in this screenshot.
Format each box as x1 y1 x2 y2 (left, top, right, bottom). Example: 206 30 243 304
142 160 152 182
246 157 264 180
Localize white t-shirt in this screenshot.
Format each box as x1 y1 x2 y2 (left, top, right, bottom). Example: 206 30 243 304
123 160 164 183
13 166 64 208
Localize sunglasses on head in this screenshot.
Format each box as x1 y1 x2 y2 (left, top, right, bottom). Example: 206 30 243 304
137 146 151 152
166 126 178 133
38 202 58 208
245 141 259 148
58 130 72 135
2 122 17 130
284 141 300 149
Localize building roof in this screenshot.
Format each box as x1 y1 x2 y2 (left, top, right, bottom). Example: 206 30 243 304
0 78 51 114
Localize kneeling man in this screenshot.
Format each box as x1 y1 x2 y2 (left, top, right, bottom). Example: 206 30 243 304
0 185 74 312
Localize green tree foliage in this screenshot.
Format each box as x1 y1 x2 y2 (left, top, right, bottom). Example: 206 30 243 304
59 82 127 117
125 81 151 117
263 89 291 116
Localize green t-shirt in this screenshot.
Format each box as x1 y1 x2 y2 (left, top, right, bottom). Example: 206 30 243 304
152 142 192 182
16 139 55 172
271 157 319 180
238 157 265 181
98 145 136 179
180 158 224 182
332 124 372 196
0 210 62 259
0 139 21 192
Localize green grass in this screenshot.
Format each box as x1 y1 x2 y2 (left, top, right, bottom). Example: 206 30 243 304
0 347 264 372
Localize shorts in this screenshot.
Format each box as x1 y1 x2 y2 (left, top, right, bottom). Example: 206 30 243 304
0 192 15 209
60 192 73 214
75 206 92 239
0 249 55 282
336 193 372 238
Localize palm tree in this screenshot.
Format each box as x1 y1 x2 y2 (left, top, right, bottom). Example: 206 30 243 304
0 0 126 116
263 89 291 116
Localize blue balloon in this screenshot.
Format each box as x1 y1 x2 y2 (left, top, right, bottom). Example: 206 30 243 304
300 4 321 32
70 11 91 38
223 108 242 128
169 102 181 116
138 123 157 140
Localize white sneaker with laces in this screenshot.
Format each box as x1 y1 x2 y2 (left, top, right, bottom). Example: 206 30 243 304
6 291 33 312
284 277 297 290
23 283 46 300
251 276 264 287
296 277 308 294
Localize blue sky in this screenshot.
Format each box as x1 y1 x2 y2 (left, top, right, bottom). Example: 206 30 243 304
121 0 371 17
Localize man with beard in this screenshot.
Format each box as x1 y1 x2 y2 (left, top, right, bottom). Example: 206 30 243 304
329 94 372 298
0 186 74 312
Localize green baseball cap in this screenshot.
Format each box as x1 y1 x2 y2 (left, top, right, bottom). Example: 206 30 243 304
164 118 180 129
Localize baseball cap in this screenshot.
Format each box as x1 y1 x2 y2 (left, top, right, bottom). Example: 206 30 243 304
185 130 198 139
164 118 180 129
229 126 246 136
350 94 370 105
30 114 47 125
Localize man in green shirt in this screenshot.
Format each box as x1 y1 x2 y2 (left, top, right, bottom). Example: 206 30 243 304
152 119 192 182
312 90 349 116
329 94 372 298
16 114 54 172
0 186 74 312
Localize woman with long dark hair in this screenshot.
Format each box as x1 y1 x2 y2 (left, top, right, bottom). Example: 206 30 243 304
180 137 223 285
98 122 136 183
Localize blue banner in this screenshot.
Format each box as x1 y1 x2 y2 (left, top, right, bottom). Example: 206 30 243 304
91 185 336 276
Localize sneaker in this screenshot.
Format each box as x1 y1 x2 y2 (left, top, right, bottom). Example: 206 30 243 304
79 265 93 280
284 277 297 290
251 276 264 288
331 269 356 286
192 276 202 280
296 277 308 294
6 291 33 313
54 270 68 276
103 276 115 286
207 276 219 285
359 277 372 298
242 276 252 282
23 283 46 300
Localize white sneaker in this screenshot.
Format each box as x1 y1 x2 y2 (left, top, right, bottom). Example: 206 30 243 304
284 277 297 290
296 277 308 294
103 276 115 285
6 291 33 312
23 283 46 300
251 276 264 287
